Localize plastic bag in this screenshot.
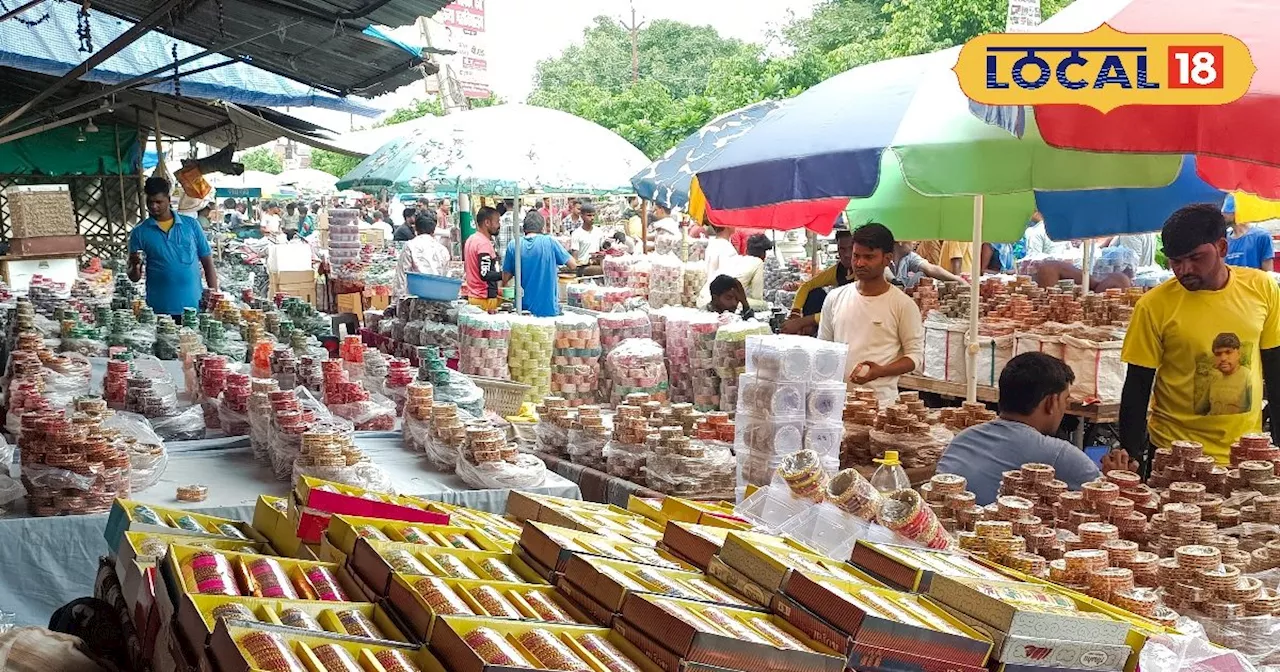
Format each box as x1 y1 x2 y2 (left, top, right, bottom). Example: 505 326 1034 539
869 426 951 469
604 441 648 485
566 427 608 471
291 459 394 492
647 441 736 499
329 392 397 431
150 404 206 441
1143 622 1265 672
605 338 668 406
456 451 547 490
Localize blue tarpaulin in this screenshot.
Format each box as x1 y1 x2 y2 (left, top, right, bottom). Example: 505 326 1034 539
0 0 381 117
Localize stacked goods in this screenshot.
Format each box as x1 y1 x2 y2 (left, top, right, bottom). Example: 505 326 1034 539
248 378 280 460
662 310 701 403
597 312 650 404
534 397 574 458
686 237 708 262
840 388 879 468
196 354 230 427
877 487 955 550
735 336 847 486
20 408 131 516
712 321 771 413
219 372 251 436
401 381 434 454
382 358 414 414
605 401 651 484
565 285 635 312
867 392 949 469
688 314 722 411
682 262 706 307
427 402 466 470
565 405 611 471
321 361 395 431
459 313 511 379
648 254 683 309
911 277 940 315
938 402 997 432
605 338 668 406
763 255 808 308
463 422 518 466
646 415 734 500
327 209 363 272
551 314 601 407
509 316 555 402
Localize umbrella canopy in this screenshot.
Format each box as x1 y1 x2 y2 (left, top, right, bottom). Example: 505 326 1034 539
631 100 781 210
335 105 649 197
690 46 1183 233
277 168 339 195
210 170 281 194
1026 0 1280 197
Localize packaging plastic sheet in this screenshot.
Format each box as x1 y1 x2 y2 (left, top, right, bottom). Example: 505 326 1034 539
328 392 397 431
868 425 951 469
150 404 206 441
566 426 611 471
456 451 547 490
604 440 648 485
459 312 511 379
647 440 735 499
682 262 707 308
921 316 968 383
509 316 555 402
605 338 669 406
648 254 684 309
550 314 601 407
745 335 846 384
968 333 1015 387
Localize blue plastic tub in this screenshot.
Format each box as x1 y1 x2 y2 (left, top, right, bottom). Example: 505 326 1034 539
406 272 462 301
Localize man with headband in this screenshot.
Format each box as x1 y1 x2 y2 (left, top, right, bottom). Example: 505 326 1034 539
1116 203 1280 471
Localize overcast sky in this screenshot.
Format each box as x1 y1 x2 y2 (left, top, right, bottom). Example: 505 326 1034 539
287 0 820 132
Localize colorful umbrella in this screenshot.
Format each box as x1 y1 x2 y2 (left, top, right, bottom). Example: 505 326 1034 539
1025 0 1280 197
334 105 649 196
690 46 1183 234
631 101 781 210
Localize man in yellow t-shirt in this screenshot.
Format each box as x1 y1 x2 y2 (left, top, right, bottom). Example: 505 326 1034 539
940 240 973 275
1117 204 1280 468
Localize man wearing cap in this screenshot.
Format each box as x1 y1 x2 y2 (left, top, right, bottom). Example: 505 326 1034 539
502 211 577 317
1116 204 1280 470
1224 193 1275 271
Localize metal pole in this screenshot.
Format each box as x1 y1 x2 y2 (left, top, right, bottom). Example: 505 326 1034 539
1081 238 1095 294
0 106 106 145
0 0 46 23
966 195 984 402
514 195 522 312
640 200 649 253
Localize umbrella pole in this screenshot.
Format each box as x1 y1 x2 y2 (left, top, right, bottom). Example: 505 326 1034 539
515 196 523 313
808 230 818 271
967 195 984 403
1082 239 1095 295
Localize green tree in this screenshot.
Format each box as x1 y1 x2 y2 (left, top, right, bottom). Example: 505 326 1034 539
469 94 505 109
309 149 362 178
376 98 444 127
240 147 282 174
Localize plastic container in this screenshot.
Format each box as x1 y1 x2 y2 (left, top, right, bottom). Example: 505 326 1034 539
405 273 462 301
870 450 911 493
745 335 848 383
804 420 843 469
736 373 806 419
806 381 848 423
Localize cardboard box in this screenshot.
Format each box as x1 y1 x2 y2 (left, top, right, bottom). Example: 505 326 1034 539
159 543 371 612
350 537 545 598
518 522 697 576
327 513 507 557
666 524 813 572
719 532 876 593
432 502 524 546
387 573 592 641
115 530 271 618
850 541 1010 593
769 593 856 656
775 571 992 668
618 593 845 672
704 555 772 608
270 270 316 304
562 554 759 613
848 640 990 672
939 601 1132 671
292 477 451 543
555 577 618 626
925 576 1131 647
175 593 409 658
9 234 85 256
508 492 662 546
430 615 664 672
209 620 445 672
105 498 271 552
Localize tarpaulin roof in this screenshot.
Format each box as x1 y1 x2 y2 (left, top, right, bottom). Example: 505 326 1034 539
0 0 381 116
77 0 443 97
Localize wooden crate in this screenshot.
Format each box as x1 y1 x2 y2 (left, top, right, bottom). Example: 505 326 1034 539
269 270 316 304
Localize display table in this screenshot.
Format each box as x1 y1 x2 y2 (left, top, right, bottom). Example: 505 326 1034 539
897 374 1120 447
0 433 580 626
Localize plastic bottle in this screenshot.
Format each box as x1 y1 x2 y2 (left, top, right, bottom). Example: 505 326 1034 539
870 450 910 493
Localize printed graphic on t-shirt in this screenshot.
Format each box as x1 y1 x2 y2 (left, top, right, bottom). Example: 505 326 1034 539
1194 332 1254 416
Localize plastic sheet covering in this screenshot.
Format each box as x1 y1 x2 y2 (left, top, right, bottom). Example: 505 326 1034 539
0 437 24 513
566 427 608 471
291 459 395 492
456 451 547 490
328 392 397 431
1142 622 1265 672
150 404 206 441
103 411 167 491
433 369 485 419
604 440 647 485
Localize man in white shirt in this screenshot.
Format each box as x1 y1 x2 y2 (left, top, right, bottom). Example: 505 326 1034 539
648 203 680 248
393 211 452 297
569 202 605 264
818 223 925 405
259 202 286 244
700 233 770 311
1022 211 1057 257
704 224 738 279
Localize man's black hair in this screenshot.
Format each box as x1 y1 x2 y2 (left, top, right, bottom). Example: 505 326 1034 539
476 206 499 225
144 176 170 197
998 352 1075 416
612 231 626 242
709 274 738 297
402 207 417 224
415 209 437 235
1213 332 1242 351
834 229 852 242
851 222 894 254
746 233 773 258
580 202 596 215
1162 203 1227 259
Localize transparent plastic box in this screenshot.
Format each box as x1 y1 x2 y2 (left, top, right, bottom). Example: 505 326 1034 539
736 372 807 419
745 335 848 383
733 484 809 532
804 420 844 465
807 381 848 422
734 412 805 458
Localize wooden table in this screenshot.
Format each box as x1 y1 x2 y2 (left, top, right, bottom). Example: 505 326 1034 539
898 374 1120 447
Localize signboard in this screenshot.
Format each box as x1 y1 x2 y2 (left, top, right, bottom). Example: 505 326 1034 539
1005 0 1040 33
433 0 489 99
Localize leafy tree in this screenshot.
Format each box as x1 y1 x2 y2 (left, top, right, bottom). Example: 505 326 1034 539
309 149 362 178
240 147 282 174
376 98 444 127
469 94 505 109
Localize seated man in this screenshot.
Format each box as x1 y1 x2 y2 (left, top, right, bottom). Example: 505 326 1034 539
935 352 1129 505
707 274 756 320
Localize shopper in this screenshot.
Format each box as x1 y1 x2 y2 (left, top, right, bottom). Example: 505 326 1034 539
393 211 451 297
299 203 319 239
569 202 605 265
393 208 417 242
816 223 923 405
502 211 576 317
648 203 680 246
937 353 1116 505
128 176 218 319
890 241 967 288
1224 194 1275 271
1117 203 1280 467
781 229 855 336
463 206 504 312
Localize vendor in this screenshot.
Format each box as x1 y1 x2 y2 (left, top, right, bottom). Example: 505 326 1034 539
569 202 605 268
1118 204 1280 468
937 353 1120 505
463 206 505 312
648 203 680 249
502 211 576 317
705 223 738 279
708 274 756 320
781 229 854 336
1033 258 1133 292
127 176 218 319
699 233 770 311
393 211 451 297
817 223 923 405
890 241 967 288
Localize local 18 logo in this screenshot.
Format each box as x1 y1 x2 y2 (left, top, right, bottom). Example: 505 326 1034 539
954 24 1254 112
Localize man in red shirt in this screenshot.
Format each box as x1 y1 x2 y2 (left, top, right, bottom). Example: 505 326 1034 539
730 227 768 255
463 206 503 311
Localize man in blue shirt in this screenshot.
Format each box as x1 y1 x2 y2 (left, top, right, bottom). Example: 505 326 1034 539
502 210 576 317
936 352 1130 505
1224 194 1275 271
128 177 218 318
